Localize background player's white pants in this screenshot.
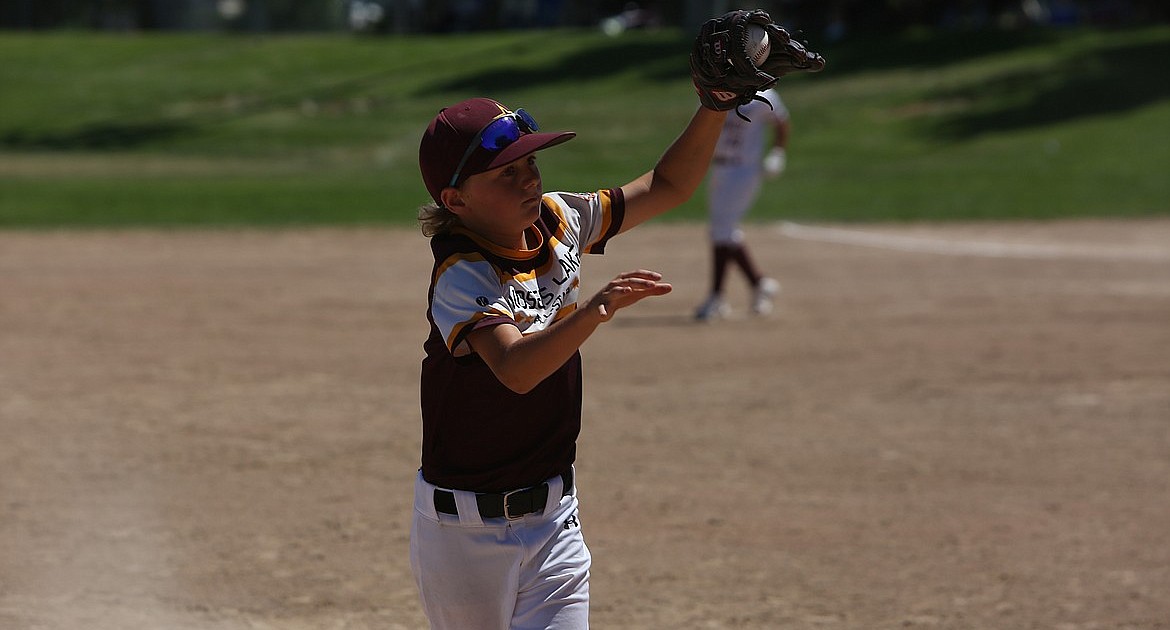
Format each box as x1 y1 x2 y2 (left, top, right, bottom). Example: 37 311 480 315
410 471 591 630
707 163 763 245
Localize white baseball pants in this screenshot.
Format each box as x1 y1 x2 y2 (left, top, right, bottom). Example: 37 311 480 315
707 162 763 245
410 471 591 629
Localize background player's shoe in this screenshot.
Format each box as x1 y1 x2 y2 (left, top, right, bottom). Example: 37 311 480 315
750 277 781 315
694 294 731 321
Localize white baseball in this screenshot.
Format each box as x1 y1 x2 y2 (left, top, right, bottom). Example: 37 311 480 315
746 24 770 66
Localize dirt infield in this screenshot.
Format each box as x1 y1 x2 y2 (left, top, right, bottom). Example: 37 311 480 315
2 219 1168 629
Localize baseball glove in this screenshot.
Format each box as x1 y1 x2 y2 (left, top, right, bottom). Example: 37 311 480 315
690 9 826 120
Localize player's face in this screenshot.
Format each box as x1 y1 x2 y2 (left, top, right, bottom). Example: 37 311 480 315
456 154 543 246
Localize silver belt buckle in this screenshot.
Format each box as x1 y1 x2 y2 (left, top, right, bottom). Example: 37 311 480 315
502 488 524 520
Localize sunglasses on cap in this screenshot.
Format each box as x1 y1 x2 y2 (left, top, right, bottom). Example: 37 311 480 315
447 108 539 188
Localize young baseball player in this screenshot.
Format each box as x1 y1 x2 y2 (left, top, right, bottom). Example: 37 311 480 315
694 87 790 321
411 97 727 629
409 9 823 627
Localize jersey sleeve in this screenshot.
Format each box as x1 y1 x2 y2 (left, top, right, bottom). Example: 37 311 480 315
542 188 625 255
431 253 514 356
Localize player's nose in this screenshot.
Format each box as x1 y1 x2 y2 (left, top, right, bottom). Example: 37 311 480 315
519 162 541 189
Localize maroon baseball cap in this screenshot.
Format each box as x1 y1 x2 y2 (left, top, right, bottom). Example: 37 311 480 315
419 98 575 205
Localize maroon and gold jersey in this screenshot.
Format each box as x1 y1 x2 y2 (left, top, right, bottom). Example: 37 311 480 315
420 189 625 493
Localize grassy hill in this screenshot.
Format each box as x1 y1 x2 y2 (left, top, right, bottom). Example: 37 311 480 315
1 26 1167 227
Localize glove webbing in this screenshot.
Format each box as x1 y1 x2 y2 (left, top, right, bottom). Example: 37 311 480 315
735 92 773 123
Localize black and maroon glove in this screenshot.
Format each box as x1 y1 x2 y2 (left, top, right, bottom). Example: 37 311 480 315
689 9 826 118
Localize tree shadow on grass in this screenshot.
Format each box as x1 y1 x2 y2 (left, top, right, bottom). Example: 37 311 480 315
818 29 1066 76
923 38 1170 139
416 36 688 95
418 28 1073 95
1 121 191 150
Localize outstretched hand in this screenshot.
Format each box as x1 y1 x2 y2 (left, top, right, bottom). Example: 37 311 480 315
588 270 673 321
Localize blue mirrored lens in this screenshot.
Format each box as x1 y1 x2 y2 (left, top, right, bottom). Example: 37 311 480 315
448 108 541 189
477 110 538 151
479 118 522 150
515 109 538 133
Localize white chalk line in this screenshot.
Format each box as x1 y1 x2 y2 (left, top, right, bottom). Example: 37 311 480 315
777 222 1170 262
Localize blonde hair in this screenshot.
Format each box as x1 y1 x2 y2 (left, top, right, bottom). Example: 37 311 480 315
417 202 462 237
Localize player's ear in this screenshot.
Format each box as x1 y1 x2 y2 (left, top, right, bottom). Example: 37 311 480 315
440 186 468 215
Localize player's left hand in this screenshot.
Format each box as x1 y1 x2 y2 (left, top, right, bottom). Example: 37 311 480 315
589 270 673 321
764 147 786 178
689 10 826 117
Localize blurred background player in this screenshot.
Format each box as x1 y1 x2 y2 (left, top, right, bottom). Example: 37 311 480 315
694 86 790 321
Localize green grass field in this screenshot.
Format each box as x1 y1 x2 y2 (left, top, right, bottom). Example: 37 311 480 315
1 26 1168 227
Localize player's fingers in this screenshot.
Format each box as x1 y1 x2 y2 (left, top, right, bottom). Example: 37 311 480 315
632 280 673 294
609 271 667 291
609 278 672 294
615 269 663 281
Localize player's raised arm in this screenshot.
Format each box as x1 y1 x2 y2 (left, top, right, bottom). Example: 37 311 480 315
618 107 727 232
620 9 825 233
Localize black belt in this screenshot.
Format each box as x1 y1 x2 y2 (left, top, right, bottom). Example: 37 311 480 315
433 470 573 520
